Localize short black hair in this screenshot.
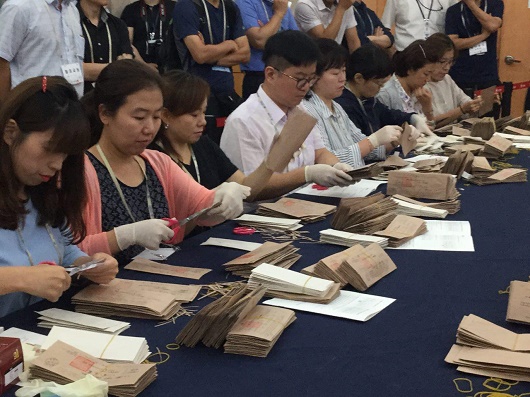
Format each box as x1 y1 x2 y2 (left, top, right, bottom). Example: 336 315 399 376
263 30 320 70
393 40 438 77
346 44 394 81
314 38 348 76
425 33 458 60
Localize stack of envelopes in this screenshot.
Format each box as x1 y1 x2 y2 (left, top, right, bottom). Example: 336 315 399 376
224 305 296 357
391 194 460 215
331 192 397 235
452 126 471 137
234 214 302 231
36 308 130 334
391 196 448 218
387 171 460 200
434 123 461 136
29 340 157 397
440 149 474 178
373 215 427 247
445 314 530 381
256 197 336 223
510 111 530 130
379 155 410 171
444 143 484 155
222 241 300 278
469 168 527 185
248 263 341 303
345 163 383 181
470 117 496 140
495 115 515 130
72 278 197 320
413 157 446 172
506 280 530 325
481 135 513 158
470 156 495 178
503 125 530 136
319 229 388 248
336 243 396 291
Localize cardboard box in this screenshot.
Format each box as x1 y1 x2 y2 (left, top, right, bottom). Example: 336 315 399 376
0 337 23 395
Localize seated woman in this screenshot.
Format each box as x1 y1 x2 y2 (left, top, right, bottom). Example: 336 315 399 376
335 45 433 139
425 33 482 127
0 76 117 318
80 60 249 264
377 40 438 123
302 38 415 168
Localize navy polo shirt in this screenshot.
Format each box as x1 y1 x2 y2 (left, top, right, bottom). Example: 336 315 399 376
353 1 393 47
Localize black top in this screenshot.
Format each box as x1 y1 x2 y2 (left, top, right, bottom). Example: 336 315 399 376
335 88 413 134
78 4 133 93
121 0 176 64
353 1 394 47
87 152 170 265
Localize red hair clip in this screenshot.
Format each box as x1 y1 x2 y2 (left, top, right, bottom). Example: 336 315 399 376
42 76 47 93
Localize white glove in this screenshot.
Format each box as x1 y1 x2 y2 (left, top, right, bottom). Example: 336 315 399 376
368 125 402 147
333 162 353 172
305 164 353 187
411 114 435 137
408 125 422 141
114 219 174 251
207 182 251 220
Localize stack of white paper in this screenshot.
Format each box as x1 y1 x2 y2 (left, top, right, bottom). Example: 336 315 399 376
319 228 388 248
36 308 130 334
41 326 150 364
391 197 448 219
200 237 262 252
234 214 302 231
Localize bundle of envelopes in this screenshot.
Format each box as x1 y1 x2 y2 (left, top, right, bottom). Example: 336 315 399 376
234 214 302 231
319 228 388 248
510 111 530 130
469 168 527 185
330 192 397 235
71 278 199 320
470 156 495 178
434 123 460 136
445 314 530 381
452 126 471 137
387 171 460 201
495 115 516 130
481 134 513 158
413 157 446 172
440 149 474 178
391 194 460 215
345 162 383 181
36 308 130 334
470 117 496 140
503 126 530 136
29 340 157 397
247 263 341 303
391 196 448 218
256 197 336 223
222 241 300 278
379 155 410 171
336 243 396 291
506 280 530 325
445 143 484 155
373 214 427 247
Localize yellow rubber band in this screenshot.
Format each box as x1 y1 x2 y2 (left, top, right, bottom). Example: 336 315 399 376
166 343 180 350
454 378 473 393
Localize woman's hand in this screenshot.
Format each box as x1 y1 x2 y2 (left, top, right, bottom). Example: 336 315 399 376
23 264 71 302
79 253 118 285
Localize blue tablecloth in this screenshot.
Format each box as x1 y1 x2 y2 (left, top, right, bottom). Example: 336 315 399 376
2 151 530 397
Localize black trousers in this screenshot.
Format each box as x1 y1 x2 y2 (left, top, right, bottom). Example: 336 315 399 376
242 71 264 100
204 91 242 145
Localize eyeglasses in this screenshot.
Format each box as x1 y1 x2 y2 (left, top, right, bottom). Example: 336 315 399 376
273 67 319 89
437 58 456 67
369 78 387 88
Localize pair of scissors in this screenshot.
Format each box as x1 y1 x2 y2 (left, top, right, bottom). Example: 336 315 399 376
163 202 222 244
312 184 328 190
233 226 256 235
64 258 106 276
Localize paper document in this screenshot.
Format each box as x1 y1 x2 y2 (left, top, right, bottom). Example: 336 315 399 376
134 247 179 261
36 308 130 334
263 290 395 322
0 327 46 346
201 237 262 252
295 179 385 198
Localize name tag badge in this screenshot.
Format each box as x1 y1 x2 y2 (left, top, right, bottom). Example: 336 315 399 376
469 41 487 56
61 63 83 85
212 66 231 73
424 18 431 40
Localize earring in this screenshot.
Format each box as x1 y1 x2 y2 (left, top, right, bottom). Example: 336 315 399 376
164 124 169 129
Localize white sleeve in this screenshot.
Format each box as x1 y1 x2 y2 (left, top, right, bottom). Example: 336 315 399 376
293 1 322 33
381 0 396 29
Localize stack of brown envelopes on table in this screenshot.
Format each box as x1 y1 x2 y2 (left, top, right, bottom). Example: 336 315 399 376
445 314 530 381
507 280 530 325
391 196 448 218
248 263 341 303
434 123 460 136
330 193 397 235
222 241 300 278
440 149 474 178
452 126 471 137
379 155 410 171
391 194 460 215
373 215 427 247
224 305 296 358
470 156 495 178
461 117 481 127
469 168 527 185
413 157 446 172
503 125 530 136
387 171 460 201
336 243 396 291
345 162 384 181
495 115 515 130
29 340 157 397
470 117 496 140
235 214 302 231
256 197 336 223
481 135 513 158
445 143 484 155
319 228 389 248
71 278 192 320
511 111 530 130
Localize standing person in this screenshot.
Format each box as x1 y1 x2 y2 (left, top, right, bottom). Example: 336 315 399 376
80 60 249 264
236 0 298 99
352 0 393 51
78 0 134 93
0 76 118 318
0 0 85 104
173 0 250 145
220 30 354 197
294 0 361 53
121 0 178 72
381 0 457 52
445 0 504 99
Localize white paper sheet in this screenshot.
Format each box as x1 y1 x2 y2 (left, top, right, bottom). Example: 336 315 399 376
263 290 395 322
406 154 449 163
133 247 179 261
200 237 262 252
294 179 386 198
36 309 130 334
0 327 46 346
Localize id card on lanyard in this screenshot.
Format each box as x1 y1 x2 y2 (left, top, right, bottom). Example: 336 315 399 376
461 1 488 56
415 0 441 39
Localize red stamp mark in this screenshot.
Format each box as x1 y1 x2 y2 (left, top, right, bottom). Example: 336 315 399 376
70 355 95 372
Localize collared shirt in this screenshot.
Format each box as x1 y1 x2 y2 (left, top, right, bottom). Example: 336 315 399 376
0 0 84 97
294 0 357 44
302 92 385 168
220 86 325 175
377 75 424 115
353 1 393 47
381 0 457 51
426 74 472 116
236 0 298 72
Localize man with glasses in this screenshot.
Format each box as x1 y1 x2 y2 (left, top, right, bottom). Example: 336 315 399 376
220 30 354 192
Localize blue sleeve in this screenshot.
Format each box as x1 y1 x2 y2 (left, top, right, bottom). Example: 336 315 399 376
236 0 260 30
231 3 247 40
491 0 504 19
61 234 87 267
173 0 202 39
286 9 299 30
369 9 393 45
444 6 460 36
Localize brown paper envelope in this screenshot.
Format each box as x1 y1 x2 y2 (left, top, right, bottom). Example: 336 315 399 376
125 258 211 280
478 85 497 117
399 122 416 156
504 126 530 136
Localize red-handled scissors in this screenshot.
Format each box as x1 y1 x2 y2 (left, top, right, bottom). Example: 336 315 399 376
163 202 222 244
312 184 328 190
38 261 58 266
233 226 256 235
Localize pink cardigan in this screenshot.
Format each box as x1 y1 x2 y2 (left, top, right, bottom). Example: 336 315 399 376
79 149 215 255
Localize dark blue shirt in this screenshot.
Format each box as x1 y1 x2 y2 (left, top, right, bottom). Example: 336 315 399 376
445 0 504 86
353 1 393 47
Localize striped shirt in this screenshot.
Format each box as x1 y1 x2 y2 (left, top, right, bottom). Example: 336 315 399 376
303 92 386 168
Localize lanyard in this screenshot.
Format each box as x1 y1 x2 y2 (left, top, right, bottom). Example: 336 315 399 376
96 144 155 222
44 2 74 62
172 147 201 184
200 0 227 43
260 0 271 23
16 223 63 267
353 7 374 35
461 1 488 37
415 0 442 21
82 20 112 63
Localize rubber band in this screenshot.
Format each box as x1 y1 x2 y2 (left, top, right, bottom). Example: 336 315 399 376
473 392 514 397
144 347 170 365
301 275 313 295
498 285 510 294
454 378 473 393
483 378 516 392
99 334 117 359
166 343 180 350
